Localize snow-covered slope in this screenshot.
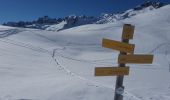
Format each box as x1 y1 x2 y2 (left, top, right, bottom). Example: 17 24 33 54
0 4 170 100
96 2 163 24
45 15 98 31
45 21 67 31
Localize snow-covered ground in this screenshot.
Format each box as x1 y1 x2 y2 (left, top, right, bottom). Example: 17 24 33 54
0 5 170 100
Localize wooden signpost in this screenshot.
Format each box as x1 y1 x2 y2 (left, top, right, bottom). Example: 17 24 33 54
94 24 154 100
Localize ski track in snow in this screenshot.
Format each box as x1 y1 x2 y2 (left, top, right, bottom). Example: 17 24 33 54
1 20 170 100
2 28 170 100
51 48 143 100
0 28 25 38
0 28 144 100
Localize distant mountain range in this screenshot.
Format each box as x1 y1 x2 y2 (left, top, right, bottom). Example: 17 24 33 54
3 1 165 31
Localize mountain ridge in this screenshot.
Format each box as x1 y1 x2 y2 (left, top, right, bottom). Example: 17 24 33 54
3 1 166 31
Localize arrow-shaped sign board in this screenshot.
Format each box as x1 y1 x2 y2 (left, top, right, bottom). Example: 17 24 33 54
118 54 154 64
95 67 129 76
102 38 135 53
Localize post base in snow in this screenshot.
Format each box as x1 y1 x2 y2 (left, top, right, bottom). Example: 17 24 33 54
114 94 123 100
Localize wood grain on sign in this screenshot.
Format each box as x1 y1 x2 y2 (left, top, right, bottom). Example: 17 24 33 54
102 38 135 53
95 67 129 76
122 24 135 39
118 54 154 64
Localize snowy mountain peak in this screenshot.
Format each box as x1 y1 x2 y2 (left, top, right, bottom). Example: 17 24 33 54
134 1 164 10
67 15 77 19
3 1 167 31
96 1 166 24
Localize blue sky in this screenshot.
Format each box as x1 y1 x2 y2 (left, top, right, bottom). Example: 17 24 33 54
0 0 170 24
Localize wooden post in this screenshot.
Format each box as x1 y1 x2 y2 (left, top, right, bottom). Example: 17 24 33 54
114 39 128 100
95 24 154 100
114 24 134 100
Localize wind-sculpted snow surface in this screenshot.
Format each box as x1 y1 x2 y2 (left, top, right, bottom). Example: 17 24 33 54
0 5 170 100
0 29 25 38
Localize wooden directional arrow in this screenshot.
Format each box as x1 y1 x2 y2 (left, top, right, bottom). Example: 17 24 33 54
118 54 154 64
95 67 129 76
102 38 135 53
